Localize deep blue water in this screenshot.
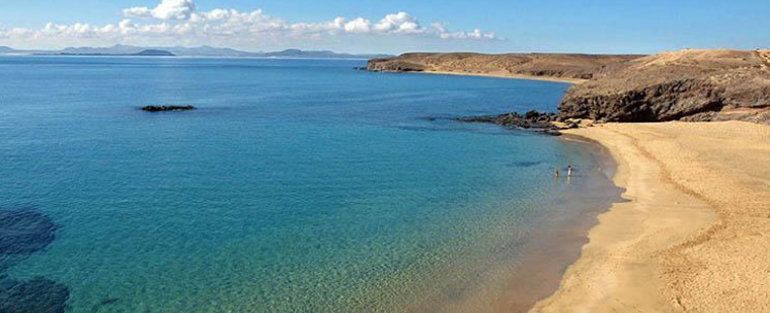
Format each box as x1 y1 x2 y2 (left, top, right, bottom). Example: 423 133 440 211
0 56 620 313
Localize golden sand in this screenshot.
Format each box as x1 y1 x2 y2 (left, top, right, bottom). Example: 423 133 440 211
420 70 586 84
531 121 770 312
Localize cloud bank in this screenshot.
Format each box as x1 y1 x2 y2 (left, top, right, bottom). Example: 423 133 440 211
0 0 497 49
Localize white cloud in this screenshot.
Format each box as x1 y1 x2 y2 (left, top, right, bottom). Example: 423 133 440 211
344 18 371 34
0 0 497 48
374 12 421 33
124 0 196 20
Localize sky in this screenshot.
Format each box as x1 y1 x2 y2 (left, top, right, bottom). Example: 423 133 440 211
0 0 768 54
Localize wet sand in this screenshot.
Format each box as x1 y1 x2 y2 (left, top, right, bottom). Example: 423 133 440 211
407 137 623 313
532 121 770 312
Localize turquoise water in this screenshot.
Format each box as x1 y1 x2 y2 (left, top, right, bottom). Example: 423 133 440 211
0 56 621 312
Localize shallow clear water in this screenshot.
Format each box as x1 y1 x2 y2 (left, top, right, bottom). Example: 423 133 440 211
0 56 621 313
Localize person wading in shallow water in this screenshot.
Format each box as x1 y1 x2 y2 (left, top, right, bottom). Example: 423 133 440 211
554 169 560 177
567 165 574 177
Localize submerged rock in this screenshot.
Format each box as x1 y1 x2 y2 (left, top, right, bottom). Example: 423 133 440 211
0 207 68 313
140 105 196 112
0 208 57 256
99 297 119 305
511 161 543 168
0 277 70 313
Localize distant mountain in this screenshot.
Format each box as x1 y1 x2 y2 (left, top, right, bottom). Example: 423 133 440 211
57 44 141 55
0 44 392 59
135 49 174 56
165 46 257 57
51 48 175 57
260 49 391 59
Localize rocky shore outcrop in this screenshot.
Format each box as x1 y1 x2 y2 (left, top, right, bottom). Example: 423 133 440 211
559 49 770 124
456 110 581 135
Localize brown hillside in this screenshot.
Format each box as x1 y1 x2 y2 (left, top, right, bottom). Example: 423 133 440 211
560 49 770 123
367 53 640 82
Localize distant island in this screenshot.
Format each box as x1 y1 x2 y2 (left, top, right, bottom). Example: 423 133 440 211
48 49 175 57
0 44 392 59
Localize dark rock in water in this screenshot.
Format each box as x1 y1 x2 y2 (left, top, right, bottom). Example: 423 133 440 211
99 297 119 305
457 110 559 131
0 208 57 256
511 161 542 168
141 105 196 112
0 277 70 313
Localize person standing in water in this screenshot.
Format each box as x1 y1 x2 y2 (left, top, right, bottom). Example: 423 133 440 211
567 165 574 177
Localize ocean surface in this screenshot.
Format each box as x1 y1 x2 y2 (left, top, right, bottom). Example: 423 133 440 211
0 56 622 313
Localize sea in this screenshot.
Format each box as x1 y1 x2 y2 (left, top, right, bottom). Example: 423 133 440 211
0 56 622 313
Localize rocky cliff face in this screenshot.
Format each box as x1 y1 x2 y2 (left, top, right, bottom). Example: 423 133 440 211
367 56 426 72
559 50 770 123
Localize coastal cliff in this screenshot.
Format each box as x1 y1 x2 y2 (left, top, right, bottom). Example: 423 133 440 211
560 49 770 123
368 49 770 124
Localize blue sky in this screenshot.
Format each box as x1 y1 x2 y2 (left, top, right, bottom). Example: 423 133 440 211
1 0 768 54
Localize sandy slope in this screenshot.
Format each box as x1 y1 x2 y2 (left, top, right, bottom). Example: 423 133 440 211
531 121 770 312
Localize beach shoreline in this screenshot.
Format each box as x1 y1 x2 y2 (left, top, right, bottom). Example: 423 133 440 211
419 70 586 84
405 133 624 313
531 121 770 312
392 65 769 311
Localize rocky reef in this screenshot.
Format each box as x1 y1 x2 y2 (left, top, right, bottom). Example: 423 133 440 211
0 208 57 256
141 105 196 112
0 207 69 313
559 49 770 124
456 110 579 135
0 277 70 313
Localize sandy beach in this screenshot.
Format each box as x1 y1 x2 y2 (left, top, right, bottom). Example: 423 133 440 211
421 70 587 84
532 121 770 312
